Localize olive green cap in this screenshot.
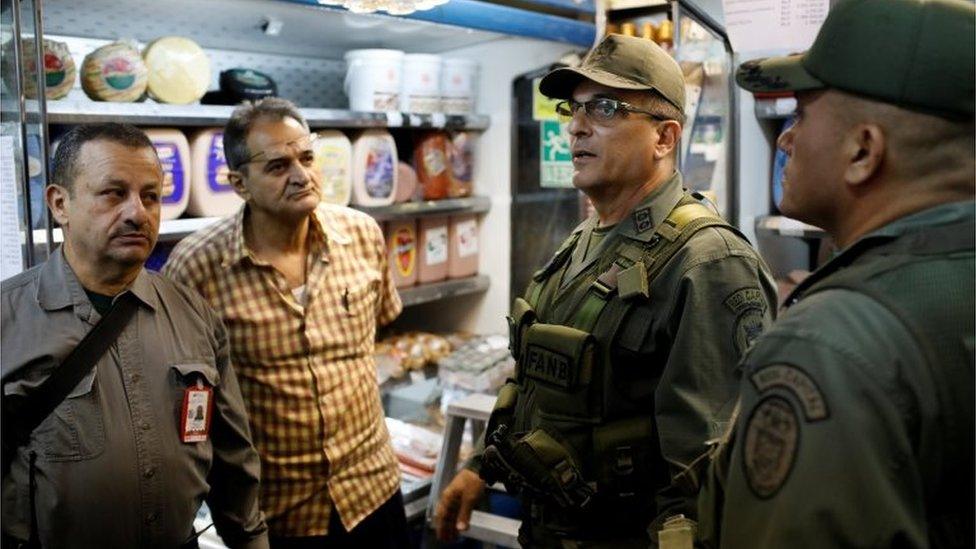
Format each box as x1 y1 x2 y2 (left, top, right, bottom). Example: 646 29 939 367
539 34 686 112
736 0 975 118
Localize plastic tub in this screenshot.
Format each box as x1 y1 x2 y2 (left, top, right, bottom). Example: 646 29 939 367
401 54 441 113
187 128 242 217
312 130 353 206
144 128 190 220
350 129 398 207
440 58 479 114
344 49 404 112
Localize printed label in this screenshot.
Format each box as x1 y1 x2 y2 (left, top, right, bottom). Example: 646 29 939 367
424 226 448 266
44 51 66 87
102 55 136 91
207 132 232 193
373 91 399 111
539 120 573 188
154 141 185 204
456 219 478 258
364 141 394 199
393 226 416 277
422 147 447 177
315 143 349 204
524 345 572 388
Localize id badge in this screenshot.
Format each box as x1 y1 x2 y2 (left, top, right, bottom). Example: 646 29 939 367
180 378 213 443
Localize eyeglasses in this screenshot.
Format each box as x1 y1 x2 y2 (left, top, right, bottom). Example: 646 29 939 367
555 98 671 124
237 132 321 167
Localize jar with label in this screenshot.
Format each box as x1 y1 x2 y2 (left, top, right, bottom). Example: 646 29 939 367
413 132 450 200
418 216 449 283
385 219 419 287
448 214 479 278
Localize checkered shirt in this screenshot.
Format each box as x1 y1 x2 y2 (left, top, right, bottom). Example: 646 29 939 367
163 203 403 536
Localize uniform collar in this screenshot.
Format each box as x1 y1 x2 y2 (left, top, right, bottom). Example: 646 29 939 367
37 247 157 313
223 203 350 268
785 200 975 307
616 171 686 243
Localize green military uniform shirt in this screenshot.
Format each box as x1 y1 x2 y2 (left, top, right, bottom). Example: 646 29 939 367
700 201 975 548
475 172 777 546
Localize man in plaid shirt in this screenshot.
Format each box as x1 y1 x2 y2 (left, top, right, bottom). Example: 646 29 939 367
164 98 407 548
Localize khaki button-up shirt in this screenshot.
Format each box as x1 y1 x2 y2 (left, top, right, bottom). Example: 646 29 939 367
163 203 403 536
1 249 268 549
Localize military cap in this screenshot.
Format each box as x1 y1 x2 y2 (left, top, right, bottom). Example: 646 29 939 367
736 0 975 118
539 33 686 112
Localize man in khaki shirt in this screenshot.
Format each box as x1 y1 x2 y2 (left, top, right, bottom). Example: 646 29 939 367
164 98 406 548
1 123 268 548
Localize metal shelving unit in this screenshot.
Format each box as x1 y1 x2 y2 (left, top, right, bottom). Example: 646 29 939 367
45 100 491 131
755 214 826 239
398 274 490 307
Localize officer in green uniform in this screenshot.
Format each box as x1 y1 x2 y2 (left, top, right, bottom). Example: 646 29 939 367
696 0 975 547
434 34 777 547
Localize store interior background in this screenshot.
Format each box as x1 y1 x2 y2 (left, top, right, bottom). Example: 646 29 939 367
1 0 832 546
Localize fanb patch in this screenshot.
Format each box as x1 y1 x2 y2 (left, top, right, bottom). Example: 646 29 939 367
524 345 573 388
750 364 829 421
743 396 799 499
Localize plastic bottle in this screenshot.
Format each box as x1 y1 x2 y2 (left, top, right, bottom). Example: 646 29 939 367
350 130 398 207
312 130 353 206
187 128 243 217
144 128 190 220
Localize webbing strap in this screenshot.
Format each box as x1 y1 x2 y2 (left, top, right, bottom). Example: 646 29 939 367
527 232 582 308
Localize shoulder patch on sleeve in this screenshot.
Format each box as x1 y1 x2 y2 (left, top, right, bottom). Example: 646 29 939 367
724 287 768 314
750 364 829 422
743 395 799 499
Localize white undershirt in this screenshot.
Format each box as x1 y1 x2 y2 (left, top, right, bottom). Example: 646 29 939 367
291 284 307 306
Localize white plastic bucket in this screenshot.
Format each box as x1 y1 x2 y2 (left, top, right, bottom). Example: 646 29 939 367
440 58 479 114
401 54 442 114
344 49 404 112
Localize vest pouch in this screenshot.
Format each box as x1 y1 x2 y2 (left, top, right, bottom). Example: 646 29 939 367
507 297 537 367
508 428 595 511
521 323 601 421
486 381 519 441
592 417 656 507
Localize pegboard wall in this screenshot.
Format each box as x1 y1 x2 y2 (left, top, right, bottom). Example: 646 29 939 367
50 34 349 109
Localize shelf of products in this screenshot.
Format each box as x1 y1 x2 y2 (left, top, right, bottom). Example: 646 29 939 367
754 96 797 119
755 215 826 238
398 274 490 307
31 196 492 245
45 100 491 131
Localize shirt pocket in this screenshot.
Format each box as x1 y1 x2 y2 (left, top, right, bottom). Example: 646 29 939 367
28 368 106 461
168 361 220 454
343 278 379 318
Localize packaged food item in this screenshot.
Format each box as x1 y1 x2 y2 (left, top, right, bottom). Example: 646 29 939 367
418 216 449 283
447 132 474 198
395 161 419 203
413 132 450 200
440 58 479 115
448 214 479 278
8 38 77 99
144 128 190 220
350 130 398 206
385 219 418 288
220 68 277 102
401 54 441 113
143 36 211 104
187 128 242 217
344 49 404 112
81 42 147 102
312 130 352 206
656 20 675 53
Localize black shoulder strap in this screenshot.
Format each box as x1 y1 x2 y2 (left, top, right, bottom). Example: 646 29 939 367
3 291 140 450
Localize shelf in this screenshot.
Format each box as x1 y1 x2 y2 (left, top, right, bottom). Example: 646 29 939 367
358 196 491 221
754 97 797 120
31 196 492 246
45 100 491 131
398 275 490 307
755 215 826 239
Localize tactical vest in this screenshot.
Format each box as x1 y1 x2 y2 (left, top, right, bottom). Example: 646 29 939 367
788 217 975 549
482 194 745 541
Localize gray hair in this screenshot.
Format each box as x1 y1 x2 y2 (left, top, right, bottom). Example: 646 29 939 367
223 97 309 170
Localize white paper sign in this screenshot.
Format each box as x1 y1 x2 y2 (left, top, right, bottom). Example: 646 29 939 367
723 0 828 54
1 136 25 281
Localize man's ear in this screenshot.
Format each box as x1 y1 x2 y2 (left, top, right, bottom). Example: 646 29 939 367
46 184 70 226
844 123 885 187
227 168 250 200
653 121 682 160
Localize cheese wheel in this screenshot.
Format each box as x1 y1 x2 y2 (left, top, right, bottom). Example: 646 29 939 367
7 39 77 99
81 42 148 102
143 37 211 104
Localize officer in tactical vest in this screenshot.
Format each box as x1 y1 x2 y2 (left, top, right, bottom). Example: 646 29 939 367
434 34 777 547
695 0 975 547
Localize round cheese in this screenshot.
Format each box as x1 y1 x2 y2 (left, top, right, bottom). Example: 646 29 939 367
81 42 148 102
143 36 211 105
6 38 77 100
